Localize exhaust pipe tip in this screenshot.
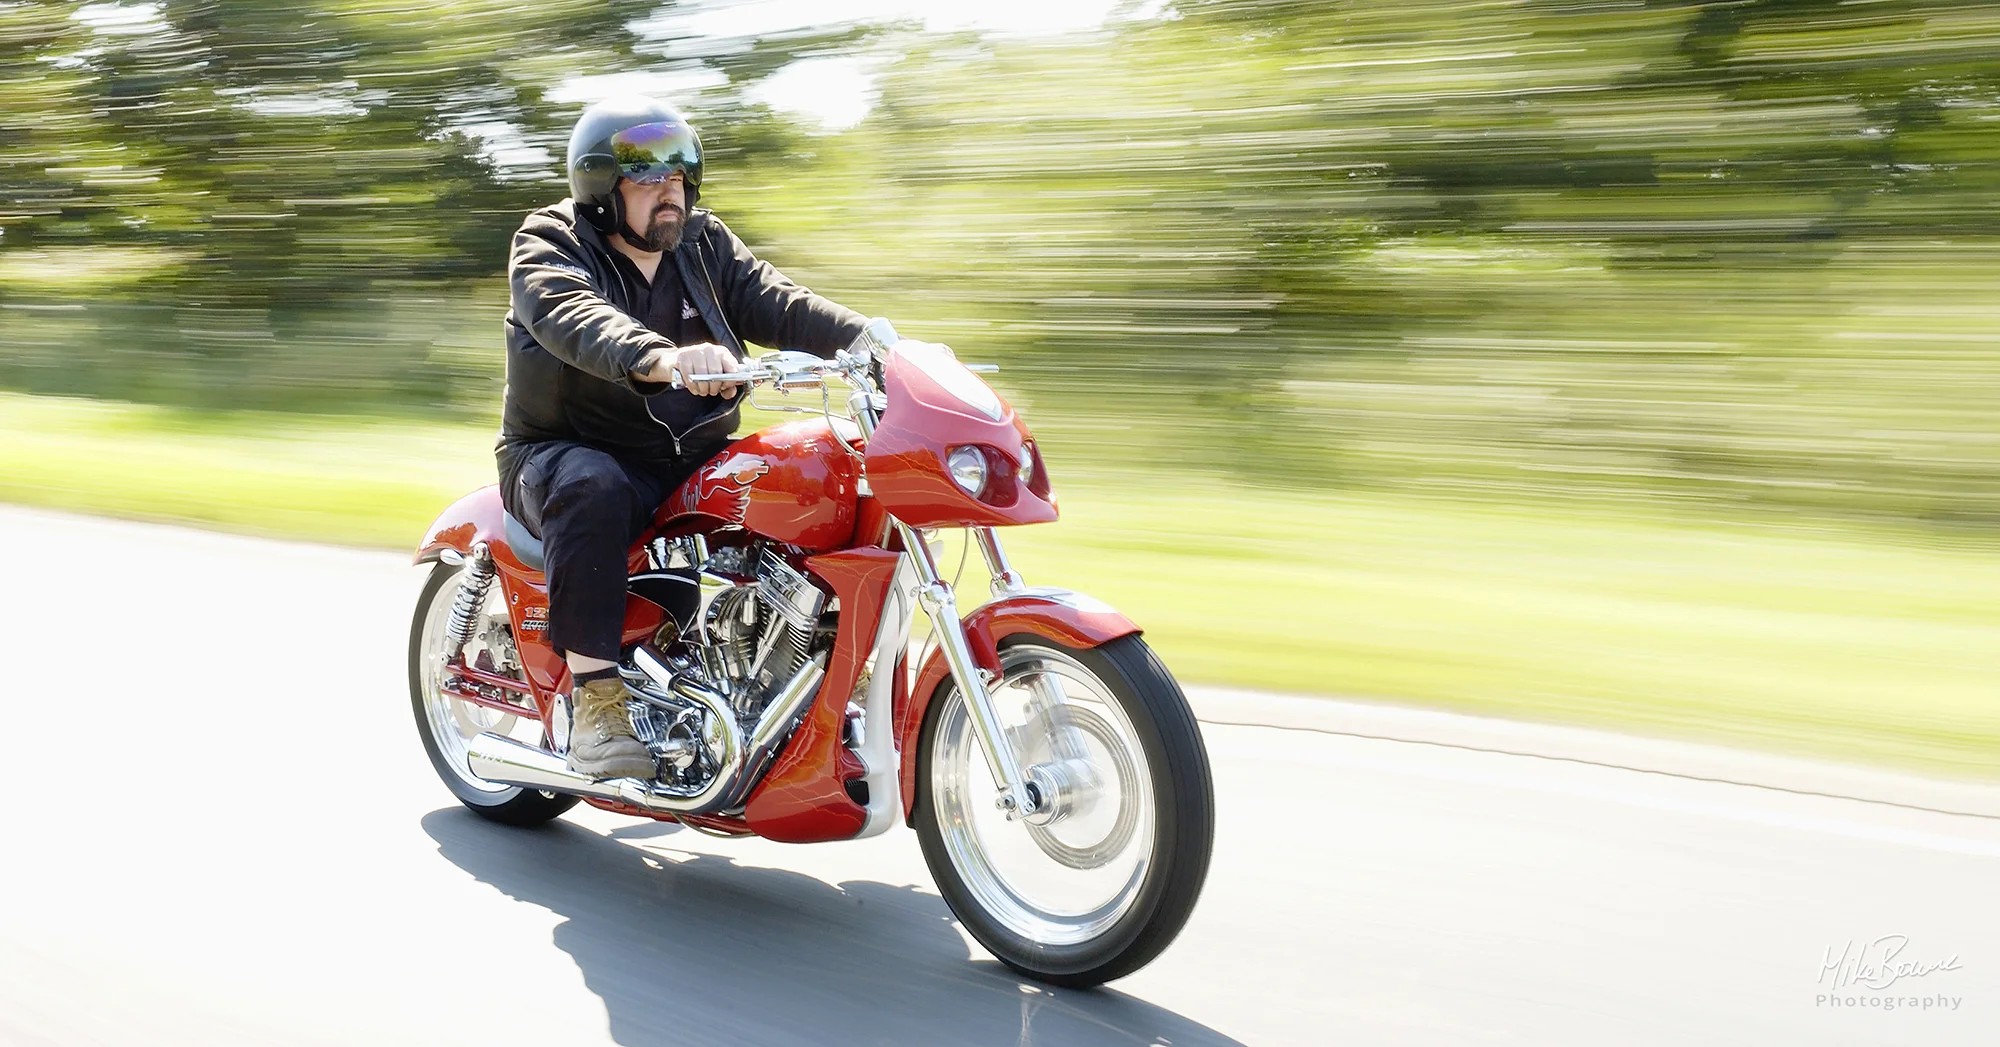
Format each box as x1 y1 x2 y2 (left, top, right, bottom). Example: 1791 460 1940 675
464 732 608 797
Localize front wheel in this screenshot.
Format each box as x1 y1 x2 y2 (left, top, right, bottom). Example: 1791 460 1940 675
914 634 1214 987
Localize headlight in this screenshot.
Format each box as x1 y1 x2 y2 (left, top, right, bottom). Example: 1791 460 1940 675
947 446 988 496
1017 443 1036 487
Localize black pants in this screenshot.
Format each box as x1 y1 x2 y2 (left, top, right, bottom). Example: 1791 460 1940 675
505 440 722 661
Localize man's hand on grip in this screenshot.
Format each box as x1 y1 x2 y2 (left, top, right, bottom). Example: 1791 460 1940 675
636 343 740 398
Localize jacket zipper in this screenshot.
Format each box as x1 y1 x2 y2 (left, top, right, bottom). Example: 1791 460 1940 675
614 254 688 458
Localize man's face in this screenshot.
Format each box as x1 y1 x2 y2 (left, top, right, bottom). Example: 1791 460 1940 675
617 171 688 253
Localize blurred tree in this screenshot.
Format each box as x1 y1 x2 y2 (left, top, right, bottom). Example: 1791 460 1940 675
0 0 843 406
57 0 671 292
0 3 109 248
2 0 1997 523
728 0 2000 518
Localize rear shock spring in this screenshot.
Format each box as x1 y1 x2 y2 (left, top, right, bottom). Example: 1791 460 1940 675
444 543 496 655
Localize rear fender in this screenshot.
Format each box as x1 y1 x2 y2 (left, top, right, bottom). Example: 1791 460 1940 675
413 486 507 565
895 588 1140 824
414 485 553 578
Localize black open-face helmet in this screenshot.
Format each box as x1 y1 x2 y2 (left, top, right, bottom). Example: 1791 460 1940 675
566 96 703 242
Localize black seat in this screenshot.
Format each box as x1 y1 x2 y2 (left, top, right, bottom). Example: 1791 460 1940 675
502 510 546 571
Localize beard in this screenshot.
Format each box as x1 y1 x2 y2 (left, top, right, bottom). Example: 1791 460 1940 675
633 204 686 253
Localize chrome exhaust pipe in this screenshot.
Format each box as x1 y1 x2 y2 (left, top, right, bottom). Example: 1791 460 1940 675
718 656 825 811
463 732 668 808
463 650 826 816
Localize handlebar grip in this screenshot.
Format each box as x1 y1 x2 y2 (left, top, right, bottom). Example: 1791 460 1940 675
672 367 758 390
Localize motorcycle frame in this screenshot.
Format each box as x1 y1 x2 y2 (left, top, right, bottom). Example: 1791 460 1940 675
415 339 1139 842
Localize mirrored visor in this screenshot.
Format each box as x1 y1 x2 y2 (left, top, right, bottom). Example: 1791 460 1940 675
608 121 702 186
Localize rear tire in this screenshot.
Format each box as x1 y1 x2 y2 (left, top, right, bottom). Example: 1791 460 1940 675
914 634 1214 987
409 561 577 827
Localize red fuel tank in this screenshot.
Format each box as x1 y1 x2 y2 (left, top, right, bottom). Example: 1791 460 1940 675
656 418 861 551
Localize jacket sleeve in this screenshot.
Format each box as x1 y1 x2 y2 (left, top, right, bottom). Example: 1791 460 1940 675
509 217 674 392
708 219 869 358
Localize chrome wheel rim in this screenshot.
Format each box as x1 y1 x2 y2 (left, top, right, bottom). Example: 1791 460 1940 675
930 645 1155 947
419 567 529 796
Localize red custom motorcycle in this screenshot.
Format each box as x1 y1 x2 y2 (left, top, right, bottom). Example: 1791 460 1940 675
408 321 1213 985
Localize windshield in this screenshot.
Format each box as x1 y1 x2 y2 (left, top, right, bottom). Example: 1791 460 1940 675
894 340 1006 422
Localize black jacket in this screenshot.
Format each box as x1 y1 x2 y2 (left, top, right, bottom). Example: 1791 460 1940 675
497 200 868 485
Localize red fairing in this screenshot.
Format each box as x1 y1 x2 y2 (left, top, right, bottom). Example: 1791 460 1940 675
864 344 1058 529
740 547 902 843
655 419 860 551
894 591 1139 824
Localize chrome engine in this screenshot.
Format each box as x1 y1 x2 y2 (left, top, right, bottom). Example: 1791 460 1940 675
619 538 828 795
470 535 833 815
694 543 826 713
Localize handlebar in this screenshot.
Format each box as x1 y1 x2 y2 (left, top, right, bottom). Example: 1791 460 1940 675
659 322 1000 434
675 362 999 387
670 351 855 391
669 337 996 393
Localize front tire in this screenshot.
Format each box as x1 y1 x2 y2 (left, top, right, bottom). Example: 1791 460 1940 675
409 561 577 827
914 634 1214 986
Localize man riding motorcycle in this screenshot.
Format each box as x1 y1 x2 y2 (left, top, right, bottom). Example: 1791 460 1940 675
500 95 872 779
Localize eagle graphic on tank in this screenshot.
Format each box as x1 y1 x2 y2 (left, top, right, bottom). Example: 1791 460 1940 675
675 451 768 522
660 419 861 551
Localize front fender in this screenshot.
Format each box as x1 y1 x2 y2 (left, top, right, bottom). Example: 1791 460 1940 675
413 485 507 565
896 588 1140 825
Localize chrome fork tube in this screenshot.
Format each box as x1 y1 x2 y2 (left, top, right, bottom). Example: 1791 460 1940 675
969 530 1083 766
972 527 1026 597
895 521 1037 818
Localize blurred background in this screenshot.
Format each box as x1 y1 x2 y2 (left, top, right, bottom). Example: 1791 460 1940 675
2 0 1994 773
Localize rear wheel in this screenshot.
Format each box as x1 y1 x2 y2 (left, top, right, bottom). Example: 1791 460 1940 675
409 561 577 827
914 634 1214 986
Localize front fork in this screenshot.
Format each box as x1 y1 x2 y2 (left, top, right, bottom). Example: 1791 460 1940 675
894 521 1050 821
850 371 1049 821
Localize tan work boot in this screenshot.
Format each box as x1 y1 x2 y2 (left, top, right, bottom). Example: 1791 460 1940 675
566 677 656 780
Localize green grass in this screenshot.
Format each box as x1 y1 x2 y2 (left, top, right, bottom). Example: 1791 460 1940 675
4 390 1995 778
0 394 494 548
1006 491 1999 777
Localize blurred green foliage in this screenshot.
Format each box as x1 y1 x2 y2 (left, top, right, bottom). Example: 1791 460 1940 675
6 390 1994 773
3 0 1998 525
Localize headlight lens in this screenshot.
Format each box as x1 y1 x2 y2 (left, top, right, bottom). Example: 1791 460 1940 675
1017 443 1036 487
946 446 988 495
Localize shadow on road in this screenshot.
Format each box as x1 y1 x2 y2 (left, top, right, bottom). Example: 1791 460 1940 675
423 808 1242 1047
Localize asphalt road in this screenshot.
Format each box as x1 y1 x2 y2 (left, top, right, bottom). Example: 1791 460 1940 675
0 506 1993 1046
